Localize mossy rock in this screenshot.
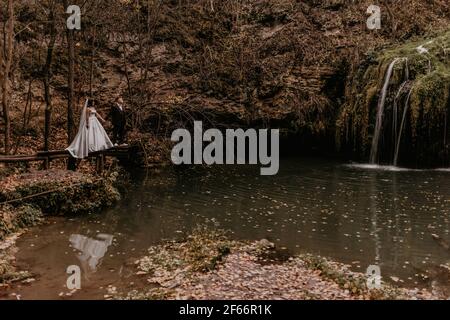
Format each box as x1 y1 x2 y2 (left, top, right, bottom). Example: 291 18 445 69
338 29 450 166
0 204 42 241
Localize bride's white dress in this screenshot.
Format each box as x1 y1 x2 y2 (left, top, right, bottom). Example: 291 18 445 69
67 101 113 159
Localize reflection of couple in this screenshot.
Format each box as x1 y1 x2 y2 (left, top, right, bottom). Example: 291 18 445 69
67 97 127 159
69 233 113 272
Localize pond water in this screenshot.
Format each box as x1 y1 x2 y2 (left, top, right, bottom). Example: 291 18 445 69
2 157 450 299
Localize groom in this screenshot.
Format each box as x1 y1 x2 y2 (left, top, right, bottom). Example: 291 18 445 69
110 96 127 146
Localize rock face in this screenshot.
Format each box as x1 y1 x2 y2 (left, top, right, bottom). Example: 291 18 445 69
6 0 450 165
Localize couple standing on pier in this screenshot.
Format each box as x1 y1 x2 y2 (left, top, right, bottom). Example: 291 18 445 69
66 96 127 159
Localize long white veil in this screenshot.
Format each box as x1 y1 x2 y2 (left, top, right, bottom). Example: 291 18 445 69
66 99 90 159
77 98 89 132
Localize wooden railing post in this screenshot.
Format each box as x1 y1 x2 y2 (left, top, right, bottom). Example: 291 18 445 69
96 154 104 174
44 157 50 170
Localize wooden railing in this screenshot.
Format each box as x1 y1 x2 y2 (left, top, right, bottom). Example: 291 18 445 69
0 145 135 173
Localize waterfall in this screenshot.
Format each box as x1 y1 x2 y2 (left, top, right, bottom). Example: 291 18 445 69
392 81 408 143
392 58 409 159
405 58 409 80
370 58 401 164
393 86 413 166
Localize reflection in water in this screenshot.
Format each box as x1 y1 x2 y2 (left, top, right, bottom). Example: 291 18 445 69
8 157 450 299
69 234 113 273
368 171 381 264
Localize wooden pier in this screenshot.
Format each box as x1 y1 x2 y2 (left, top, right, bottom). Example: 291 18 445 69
0 145 139 173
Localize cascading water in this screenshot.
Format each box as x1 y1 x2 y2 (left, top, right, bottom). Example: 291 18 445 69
405 58 409 80
369 58 401 164
361 40 445 167
393 86 413 166
392 58 409 159
392 80 408 143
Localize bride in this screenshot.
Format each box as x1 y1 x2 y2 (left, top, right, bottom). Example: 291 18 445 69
67 98 113 159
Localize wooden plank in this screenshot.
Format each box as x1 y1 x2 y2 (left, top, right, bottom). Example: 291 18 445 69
48 154 72 160
37 150 70 156
0 156 47 162
0 146 134 164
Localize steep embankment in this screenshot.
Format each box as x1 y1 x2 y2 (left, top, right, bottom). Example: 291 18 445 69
5 0 450 164
125 0 450 161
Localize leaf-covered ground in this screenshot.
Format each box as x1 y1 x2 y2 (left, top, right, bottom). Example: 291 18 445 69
117 227 441 300
0 234 33 285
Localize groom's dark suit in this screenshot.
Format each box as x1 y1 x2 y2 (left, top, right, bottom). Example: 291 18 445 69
110 103 127 144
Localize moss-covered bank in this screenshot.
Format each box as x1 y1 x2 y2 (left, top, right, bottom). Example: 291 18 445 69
0 169 120 219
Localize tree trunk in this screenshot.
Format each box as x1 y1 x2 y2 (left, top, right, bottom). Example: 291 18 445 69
43 4 57 151
0 0 14 155
64 0 76 170
89 27 97 97
67 22 75 143
14 78 33 154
